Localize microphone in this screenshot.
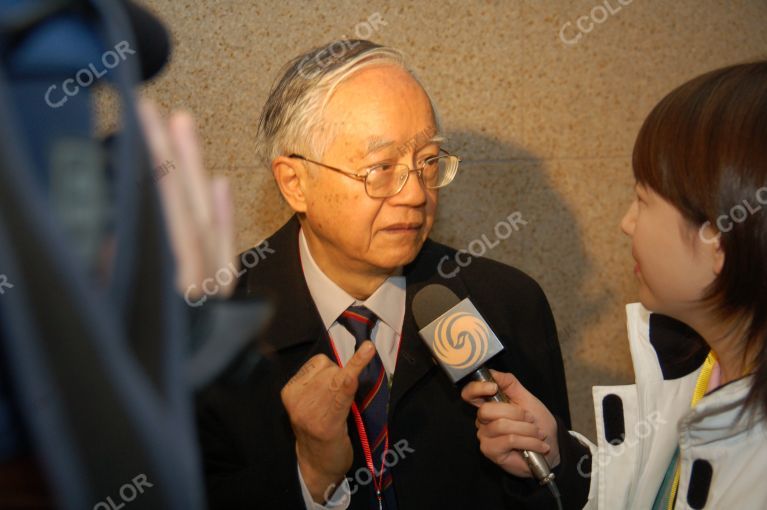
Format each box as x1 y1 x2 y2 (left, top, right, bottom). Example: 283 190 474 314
412 284 555 486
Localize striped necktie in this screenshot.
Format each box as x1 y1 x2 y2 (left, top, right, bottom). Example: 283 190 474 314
336 306 397 510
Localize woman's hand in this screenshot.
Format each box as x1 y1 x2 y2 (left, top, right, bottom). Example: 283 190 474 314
461 369 560 477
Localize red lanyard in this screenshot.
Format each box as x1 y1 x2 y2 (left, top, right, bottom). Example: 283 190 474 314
326 332 402 508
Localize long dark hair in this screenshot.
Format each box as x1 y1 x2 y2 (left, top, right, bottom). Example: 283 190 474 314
632 61 767 418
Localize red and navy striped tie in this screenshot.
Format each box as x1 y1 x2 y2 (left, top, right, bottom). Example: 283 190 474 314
337 306 397 510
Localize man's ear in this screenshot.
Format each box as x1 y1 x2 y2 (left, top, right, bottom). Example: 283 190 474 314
272 156 309 213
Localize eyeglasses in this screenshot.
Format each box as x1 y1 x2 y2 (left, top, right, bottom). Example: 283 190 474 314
288 148 461 198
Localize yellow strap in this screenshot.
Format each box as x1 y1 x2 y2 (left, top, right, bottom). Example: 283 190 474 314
666 351 717 510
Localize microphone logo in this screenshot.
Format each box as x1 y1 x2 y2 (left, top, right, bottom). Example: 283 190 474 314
433 312 490 369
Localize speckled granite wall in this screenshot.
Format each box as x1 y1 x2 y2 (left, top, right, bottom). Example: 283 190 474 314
132 0 767 439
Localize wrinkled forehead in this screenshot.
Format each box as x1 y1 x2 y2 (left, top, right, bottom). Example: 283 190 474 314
318 65 442 159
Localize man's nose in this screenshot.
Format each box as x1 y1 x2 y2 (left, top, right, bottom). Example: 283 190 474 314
391 169 428 206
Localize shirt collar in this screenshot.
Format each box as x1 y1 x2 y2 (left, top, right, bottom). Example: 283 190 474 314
299 229 406 334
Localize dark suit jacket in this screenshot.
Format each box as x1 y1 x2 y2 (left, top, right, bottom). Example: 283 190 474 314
196 216 590 509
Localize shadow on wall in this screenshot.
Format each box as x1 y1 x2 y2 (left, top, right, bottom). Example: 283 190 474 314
432 130 632 440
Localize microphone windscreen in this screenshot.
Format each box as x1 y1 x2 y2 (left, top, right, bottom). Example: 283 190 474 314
412 284 460 329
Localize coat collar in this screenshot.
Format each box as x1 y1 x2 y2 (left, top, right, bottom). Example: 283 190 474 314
681 375 760 443
626 303 709 381
242 215 324 354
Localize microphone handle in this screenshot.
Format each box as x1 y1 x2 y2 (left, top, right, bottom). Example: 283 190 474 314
470 367 556 486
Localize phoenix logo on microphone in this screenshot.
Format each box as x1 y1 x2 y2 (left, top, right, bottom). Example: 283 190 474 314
418 298 505 382
433 312 490 369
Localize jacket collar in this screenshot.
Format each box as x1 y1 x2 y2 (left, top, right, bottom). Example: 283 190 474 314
627 303 710 381
241 216 326 355
681 375 761 444
649 313 709 380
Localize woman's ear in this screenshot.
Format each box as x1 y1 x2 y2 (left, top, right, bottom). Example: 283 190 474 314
272 156 309 213
712 239 725 275
701 223 726 276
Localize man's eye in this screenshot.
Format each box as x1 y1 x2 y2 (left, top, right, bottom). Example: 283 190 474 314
420 155 439 166
371 163 397 174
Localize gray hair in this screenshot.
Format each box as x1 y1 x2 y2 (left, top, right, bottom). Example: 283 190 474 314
256 39 443 166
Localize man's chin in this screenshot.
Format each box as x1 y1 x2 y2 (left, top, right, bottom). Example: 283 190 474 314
371 246 421 272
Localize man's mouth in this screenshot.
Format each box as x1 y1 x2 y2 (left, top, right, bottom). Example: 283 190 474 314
382 222 423 233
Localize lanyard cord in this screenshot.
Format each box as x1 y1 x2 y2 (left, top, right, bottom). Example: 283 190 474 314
326 332 402 506
350 401 388 503
666 351 717 510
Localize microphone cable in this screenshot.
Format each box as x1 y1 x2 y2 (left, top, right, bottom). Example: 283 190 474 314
547 479 563 510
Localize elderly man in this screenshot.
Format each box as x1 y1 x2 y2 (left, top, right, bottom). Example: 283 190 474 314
196 40 590 510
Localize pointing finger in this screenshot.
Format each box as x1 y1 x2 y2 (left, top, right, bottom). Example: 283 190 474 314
341 341 376 382
326 342 377 413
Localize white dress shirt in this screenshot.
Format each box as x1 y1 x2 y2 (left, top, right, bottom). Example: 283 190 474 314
296 229 406 509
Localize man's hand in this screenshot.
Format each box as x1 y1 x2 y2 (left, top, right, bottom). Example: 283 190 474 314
281 341 377 503
461 369 560 478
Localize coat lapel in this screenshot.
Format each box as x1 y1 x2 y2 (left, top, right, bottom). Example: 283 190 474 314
388 240 471 420
242 215 332 376
387 308 438 421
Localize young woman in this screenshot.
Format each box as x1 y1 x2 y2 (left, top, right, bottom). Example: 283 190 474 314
462 61 767 509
